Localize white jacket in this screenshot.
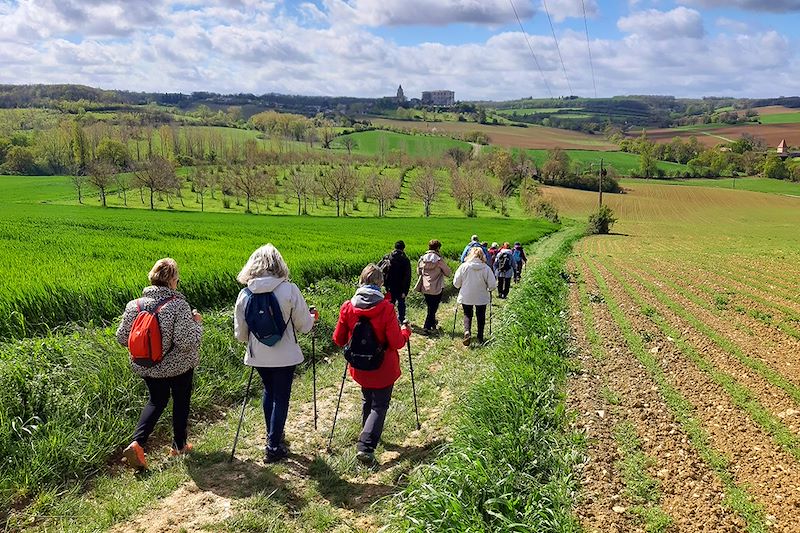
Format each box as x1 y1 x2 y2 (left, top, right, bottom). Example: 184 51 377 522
453 259 498 306
234 276 315 367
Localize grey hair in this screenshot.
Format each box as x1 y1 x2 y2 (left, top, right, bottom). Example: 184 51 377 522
237 244 289 284
359 264 384 287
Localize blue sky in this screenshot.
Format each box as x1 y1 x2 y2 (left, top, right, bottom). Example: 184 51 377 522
0 0 798 100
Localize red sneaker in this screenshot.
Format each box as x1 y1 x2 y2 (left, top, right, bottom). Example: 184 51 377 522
170 443 194 457
122 441 147 470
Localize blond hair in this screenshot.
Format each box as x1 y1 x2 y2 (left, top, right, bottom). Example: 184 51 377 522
467 246 485 263
149 258 179 287
359 264 384 287
237 244 290 284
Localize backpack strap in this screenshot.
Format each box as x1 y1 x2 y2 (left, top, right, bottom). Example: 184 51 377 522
154 296 177 314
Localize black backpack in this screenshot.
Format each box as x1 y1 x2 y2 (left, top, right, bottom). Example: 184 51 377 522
497 253 513 272
378 253 392 283
344 316 385 371
243 288 291 346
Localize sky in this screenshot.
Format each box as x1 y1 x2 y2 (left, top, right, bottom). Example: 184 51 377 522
0 0 798 101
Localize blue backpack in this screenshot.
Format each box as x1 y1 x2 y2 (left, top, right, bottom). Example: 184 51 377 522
512 249 522 262
243 288 291 346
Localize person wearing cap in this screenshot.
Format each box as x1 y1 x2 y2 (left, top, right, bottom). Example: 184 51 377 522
459 235 489 264
383 240 412 323
512 242 528 283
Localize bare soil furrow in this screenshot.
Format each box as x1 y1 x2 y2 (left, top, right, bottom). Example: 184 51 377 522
592 257 800 532
570 258 741 532
631 258 800 396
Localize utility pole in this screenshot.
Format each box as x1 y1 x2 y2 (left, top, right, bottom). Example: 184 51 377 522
598 158 604 208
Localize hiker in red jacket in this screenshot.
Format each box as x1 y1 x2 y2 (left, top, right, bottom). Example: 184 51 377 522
333 263 412 464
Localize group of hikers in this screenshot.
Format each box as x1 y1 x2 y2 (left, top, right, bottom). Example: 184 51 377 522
115 236 528 468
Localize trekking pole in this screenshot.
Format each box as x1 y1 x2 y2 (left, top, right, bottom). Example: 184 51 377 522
310 306 318 431
229 366 255 463
327 361 349 451
452 304 459 337
403 322 421 430
489 290 493 337
312 332 318 431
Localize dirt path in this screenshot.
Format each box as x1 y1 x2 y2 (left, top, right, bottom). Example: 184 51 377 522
109 293 508 533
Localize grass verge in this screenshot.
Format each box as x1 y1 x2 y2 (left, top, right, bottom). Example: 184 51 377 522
389 230 583 531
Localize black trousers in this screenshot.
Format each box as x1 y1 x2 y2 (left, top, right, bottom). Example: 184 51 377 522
423 293 442 330
462 304 487 340
498 276 511 297
358 384 394 453
133 369 194 450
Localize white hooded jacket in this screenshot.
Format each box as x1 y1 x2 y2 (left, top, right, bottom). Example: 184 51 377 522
453 259 497 306
234 276 315 367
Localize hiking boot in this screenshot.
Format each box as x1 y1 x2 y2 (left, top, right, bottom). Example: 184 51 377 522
423 328 432 335
356 450 375 464
122 441 147 470
265 443 289 463
169 442 194 457
462 332 471 346
477 336 485 345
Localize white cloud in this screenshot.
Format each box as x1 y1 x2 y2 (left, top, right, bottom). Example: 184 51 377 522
324 0 537 27
0 0 797 100
618 7 704 40
679 0 800 12
542 0 599 23
715 17 750 33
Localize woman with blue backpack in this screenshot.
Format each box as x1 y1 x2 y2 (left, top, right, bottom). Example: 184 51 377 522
234 244 318 463
493 242 516 299
333 264 412 464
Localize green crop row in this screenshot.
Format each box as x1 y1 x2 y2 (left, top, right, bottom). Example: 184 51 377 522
0 179 557 339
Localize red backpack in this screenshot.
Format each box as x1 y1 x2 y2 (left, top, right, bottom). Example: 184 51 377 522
127 296 176 367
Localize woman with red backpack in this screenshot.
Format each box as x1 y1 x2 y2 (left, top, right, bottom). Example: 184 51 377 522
333 264 412 464
116 258 203 469
234 244 318 463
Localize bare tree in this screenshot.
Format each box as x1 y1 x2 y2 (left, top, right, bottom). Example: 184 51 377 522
285 170 314 215
411 169 440 217
446 146 470 168
318 165 359 217
70 174 88 204
451 168 483 216
115 172 132 206
341 136 357 156
192 168 210 212
366 173 400 217
87 161 116 207
321 124 335 149
135 157 175 210
231 166 267 213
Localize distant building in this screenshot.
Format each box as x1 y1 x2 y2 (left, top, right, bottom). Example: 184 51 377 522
421 90 455 107
777 139 800 159
396 85 405 103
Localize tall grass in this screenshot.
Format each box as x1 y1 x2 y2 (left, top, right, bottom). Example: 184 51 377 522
390 235 582 531
0 279 356 518
0 198 557 339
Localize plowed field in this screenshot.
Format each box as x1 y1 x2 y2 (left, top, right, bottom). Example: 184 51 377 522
550 183 800 531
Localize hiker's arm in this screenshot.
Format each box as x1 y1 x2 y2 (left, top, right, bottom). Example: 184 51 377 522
292 285 314 334
440 259 452 277
486 268 498 292
386 308 408 350
233 290 249 342
172 300 202 352
453 265 463 289
332 303 350 347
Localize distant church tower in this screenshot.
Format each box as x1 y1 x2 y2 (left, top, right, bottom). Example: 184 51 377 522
396 85 406 103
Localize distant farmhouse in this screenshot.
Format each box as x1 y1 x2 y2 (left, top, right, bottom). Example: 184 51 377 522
777 139 800 159
421 90 455 107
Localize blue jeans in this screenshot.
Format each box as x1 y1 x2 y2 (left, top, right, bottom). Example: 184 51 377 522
255 365 296 451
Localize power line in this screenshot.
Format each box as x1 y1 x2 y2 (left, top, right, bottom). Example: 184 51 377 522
581 0 598 98
541 0 573 96
509 0 553 99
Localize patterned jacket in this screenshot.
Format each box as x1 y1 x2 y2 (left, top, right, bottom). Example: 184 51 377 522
116 286 203 379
